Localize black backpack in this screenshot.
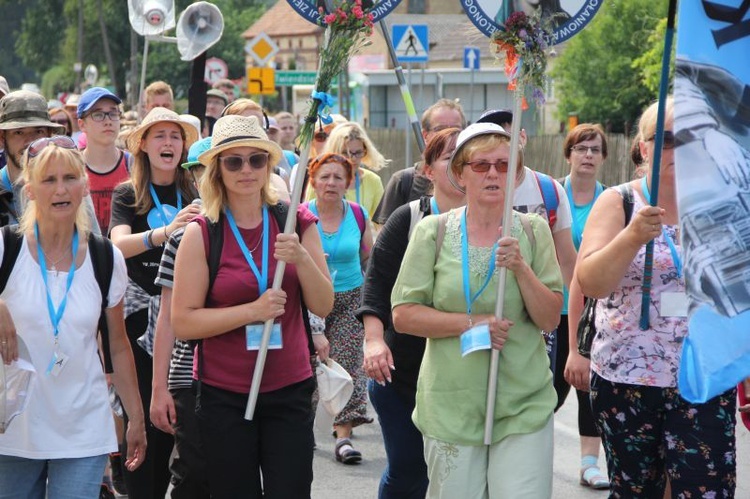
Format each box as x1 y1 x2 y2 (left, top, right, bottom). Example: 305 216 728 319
0 225 115 372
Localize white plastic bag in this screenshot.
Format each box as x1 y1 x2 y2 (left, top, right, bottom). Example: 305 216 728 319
0 336 36 434
315 358 353 418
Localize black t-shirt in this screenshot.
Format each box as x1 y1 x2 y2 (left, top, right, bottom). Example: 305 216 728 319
356 198 431 399
372 163 432 225
109 182 183 297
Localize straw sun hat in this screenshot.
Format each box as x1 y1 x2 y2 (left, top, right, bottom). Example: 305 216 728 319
198 115 282 168
126 107 199 153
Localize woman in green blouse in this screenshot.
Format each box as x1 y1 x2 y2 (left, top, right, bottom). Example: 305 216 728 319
392 123 563 499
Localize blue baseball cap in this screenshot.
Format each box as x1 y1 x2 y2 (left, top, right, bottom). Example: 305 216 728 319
77 87 122 118
182 136 212 169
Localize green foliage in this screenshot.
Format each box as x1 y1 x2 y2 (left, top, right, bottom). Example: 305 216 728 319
16 0 67 75
551 0 669 133
632 18 675 96
40 65 77 98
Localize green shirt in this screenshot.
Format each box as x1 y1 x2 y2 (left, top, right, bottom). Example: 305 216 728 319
391 208 563 445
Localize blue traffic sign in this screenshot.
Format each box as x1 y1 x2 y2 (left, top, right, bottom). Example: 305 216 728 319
392 24 429 63
464 47 480 70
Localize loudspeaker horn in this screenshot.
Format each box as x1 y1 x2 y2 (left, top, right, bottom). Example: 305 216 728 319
128 0 176 37
176 2 224 61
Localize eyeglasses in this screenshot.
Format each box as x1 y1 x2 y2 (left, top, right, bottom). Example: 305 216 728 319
86 110 122 122
465 159 509 173
345 149 366 160
647 130 675 149
570 145 602 155
219 153 269 172
428 124 462 133
27 135 77 158
314 131 328 143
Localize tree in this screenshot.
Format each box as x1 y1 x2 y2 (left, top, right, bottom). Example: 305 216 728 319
551 0 669 133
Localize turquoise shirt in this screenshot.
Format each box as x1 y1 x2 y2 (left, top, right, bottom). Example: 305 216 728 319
391 209 562 445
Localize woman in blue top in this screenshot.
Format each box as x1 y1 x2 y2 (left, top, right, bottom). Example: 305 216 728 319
304 152 374 464
556 123 610 489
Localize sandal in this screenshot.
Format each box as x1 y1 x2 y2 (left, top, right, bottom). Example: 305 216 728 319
580 465 609 490
335 438 362 465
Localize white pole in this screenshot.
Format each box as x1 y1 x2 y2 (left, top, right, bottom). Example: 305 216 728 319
138 38 149 123
483 91 524 445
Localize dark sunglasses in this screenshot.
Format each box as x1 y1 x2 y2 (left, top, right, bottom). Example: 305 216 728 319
27 135 77 158
465 159 509 174
647 130 675 149
219 153 269 172
314 131 328 143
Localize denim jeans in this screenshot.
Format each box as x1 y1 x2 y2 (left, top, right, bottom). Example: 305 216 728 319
0 454 107 499
368 379 428 499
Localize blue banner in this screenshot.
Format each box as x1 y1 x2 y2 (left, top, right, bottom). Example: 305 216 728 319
675 1 750 402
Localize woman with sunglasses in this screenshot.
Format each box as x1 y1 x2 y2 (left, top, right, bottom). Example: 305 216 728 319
576 98 737 497
357 127 464 496
306 122 387 217
170 115 333 498
108 107 200 499
391 123 563 498
49 108 73 137
303 152 374 464
0 136 146 498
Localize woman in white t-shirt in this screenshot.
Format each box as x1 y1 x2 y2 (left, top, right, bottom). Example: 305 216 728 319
0 136 145 498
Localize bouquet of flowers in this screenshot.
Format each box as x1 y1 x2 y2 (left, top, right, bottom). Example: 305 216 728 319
297 0 375 148
491 10 556 105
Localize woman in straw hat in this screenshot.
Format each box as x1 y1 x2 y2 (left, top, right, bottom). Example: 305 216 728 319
0 136 146 497
171 115 333 498
109 107 200 499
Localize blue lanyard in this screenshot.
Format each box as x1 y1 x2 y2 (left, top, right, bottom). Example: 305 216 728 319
461 209 498 320
309 199 346 262
564 175 603 248
640 177 682 279
0 167 12 192
34 224 78 341
149 183 182 227
225 206 269 294
353 170 361 206
430 196 440 215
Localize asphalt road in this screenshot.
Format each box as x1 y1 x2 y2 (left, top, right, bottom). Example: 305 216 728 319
311 390 750 498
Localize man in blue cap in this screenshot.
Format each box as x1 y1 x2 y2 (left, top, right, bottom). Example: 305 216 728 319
78 87 130 235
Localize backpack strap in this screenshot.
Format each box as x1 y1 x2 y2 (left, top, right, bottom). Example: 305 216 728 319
518 213 536 253
614 184 635 226
123 150 134 174
348 201 366 237
206 215 224 294
400 166 416 202
0 225 22 295
533 171 560 230
88 232 115 373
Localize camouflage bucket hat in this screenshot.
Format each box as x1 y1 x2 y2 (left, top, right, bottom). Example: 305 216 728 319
0 91 65 132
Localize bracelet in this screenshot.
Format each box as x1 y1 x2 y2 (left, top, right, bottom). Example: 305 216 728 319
142 231 151 249
147 229 156 249
163 225 169 240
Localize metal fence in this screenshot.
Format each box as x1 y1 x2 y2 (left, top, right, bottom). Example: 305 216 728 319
366 129 637 187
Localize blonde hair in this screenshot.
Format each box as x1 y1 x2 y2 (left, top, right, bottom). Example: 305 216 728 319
144 81 174 107
222 98 263 120
637 97 674 144
324 122 389 172
20 144 90 236
200 147 279 223
128 123 196 215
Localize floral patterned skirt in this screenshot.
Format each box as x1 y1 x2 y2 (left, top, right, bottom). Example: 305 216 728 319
326 287 372 428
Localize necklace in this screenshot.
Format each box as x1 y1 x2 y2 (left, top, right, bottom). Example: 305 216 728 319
248 229 263 254
44 249 69 273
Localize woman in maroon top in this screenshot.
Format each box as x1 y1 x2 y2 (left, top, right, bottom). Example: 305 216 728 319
171 115 333 499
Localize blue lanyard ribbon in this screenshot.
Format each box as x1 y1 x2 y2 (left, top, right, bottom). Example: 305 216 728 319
225 206 269 294
149 183 182 227
35 223 78 340
564 176 603 249
309 199 346 262
0 167 12 192
461 209 498 319
430 196 440 215
640 177 682 279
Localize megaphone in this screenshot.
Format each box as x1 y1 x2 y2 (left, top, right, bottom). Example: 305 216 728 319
176 2 224 61
128 0 176 37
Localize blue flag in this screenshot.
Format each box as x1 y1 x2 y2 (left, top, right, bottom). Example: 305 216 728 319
675 1 750 402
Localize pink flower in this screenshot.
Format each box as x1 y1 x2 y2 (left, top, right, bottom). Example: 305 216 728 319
337 8 348 20
324 12 336 24
352 6 364 19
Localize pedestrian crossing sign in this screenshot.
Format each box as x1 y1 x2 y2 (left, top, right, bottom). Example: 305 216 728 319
392 24 429 63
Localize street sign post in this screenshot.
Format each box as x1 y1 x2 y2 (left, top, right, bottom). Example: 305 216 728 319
464 46 480 120
204 57 228 85
392 24 429 63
